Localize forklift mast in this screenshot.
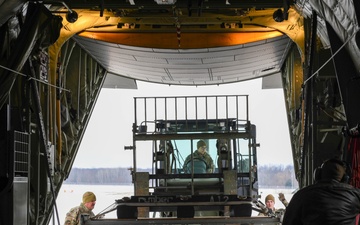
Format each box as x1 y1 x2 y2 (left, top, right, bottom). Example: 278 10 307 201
126 95 260 218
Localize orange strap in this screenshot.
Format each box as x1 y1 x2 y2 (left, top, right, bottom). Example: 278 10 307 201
349 137 360 188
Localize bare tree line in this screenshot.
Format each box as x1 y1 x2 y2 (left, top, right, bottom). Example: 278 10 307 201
65 165 297 187
258 164 298 188
65 168 135 184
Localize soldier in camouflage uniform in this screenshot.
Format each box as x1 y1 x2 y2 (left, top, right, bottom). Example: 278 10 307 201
64 191 96 225
183 140 215 173
258 194 276 216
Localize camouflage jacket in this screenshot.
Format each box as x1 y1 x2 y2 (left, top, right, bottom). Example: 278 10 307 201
258 207 276 217
183 150 215 173
64 203 95 225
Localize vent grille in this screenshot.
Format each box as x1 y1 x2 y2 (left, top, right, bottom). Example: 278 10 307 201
14 131 30 176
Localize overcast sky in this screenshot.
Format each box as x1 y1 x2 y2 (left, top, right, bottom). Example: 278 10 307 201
73 78 292 169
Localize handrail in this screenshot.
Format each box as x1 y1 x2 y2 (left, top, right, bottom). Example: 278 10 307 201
134 95 249 134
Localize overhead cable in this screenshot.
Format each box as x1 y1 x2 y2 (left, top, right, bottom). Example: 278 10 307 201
0 63 70 92
303 27 360 86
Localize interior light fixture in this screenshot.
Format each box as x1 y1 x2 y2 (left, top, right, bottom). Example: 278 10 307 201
273 9 284 22
66 10 78 23
46 1 78 23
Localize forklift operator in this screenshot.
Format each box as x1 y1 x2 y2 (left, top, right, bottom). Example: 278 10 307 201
183 140 215 173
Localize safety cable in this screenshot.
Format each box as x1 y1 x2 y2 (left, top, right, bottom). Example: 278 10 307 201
303 28 360 86
93 202 118 219
28 58 61 225
0 63 70 92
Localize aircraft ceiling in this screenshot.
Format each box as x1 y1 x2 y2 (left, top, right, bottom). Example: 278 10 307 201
73 35 292 85
1 0 357 86
47 0 305 87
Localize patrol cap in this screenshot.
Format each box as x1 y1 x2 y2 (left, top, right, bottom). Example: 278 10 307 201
265 194 275 203
82 191 96 204
197 140 206 149
321 159 346 182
